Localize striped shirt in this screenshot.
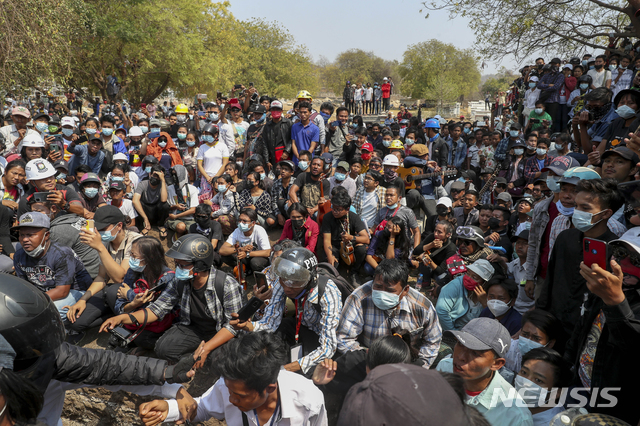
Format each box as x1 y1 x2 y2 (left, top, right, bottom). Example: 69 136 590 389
253 277 342 373
336 281 442 367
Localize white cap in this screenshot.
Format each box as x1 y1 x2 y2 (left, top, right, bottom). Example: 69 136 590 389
383 77 388 81
529 76 539 82
113 153 128 162
382 154 399 167
563 64 573 70
70 109 78 115
25 158 56 181
270 100 283 110
436 197 453 208
21 133 45 148
129 126 143 137
611 227 640 255
60 116 76 128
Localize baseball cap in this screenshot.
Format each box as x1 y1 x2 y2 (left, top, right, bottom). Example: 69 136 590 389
542 156 580 175
495 177 508 186
360 142 373 152
382 154 399 167
445 317 512 358
88 135 103 145
60 117 76 128
436 197 452 208
467 259 494 282
529 76 539 82
320 152 333 164
336 161 350 172
11 106 30 118
601 146 640 164
94 205 125 230
450 181 465 191
12 212 50 230
250 104 267 114
277 160 295 171
142 155 159 165
113 153 128 162
563 64 573 70
558 166 600 185
410 144 429 156
497 192 512 203
80 172 101 185
228 98 242 109
461 170 476 181
508 139 527 149
108 181 126 192
610 226 640 256
511 229 530 243
480 167 493 175
270 100 283 110
337 364 467 426
52 159 69 171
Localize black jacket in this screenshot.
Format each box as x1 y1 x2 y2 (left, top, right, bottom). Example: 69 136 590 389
564 289 640 424
258 117 293 166
430 135 449 168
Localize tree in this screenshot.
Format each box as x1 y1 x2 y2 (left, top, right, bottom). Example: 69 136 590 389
319 49 399 95
397 40 481 107
421 0 640 62
481 67 520 95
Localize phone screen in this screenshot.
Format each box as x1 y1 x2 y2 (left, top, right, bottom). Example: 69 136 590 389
254 272 268 290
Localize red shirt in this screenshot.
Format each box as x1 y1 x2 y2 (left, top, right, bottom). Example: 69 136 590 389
539 201 559 279
381 84 391 98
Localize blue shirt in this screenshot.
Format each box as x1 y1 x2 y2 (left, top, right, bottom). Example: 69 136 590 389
291 121 319 165
588 107 619 143
69 144 105 175
479 306 523 335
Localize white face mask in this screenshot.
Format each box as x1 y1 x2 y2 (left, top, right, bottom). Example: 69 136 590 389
487 299 511 317
514 375 549 408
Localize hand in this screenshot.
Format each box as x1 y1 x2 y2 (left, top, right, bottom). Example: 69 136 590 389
525 280 535 299
130 290 154 309
312 359 337 385
422 254 433 266
580 259 625 306
117 283 132 300
253 283 272 302
486 232 500 244
144 219 151 231
192 341 209 370
139 400 169 426
17 128 26 139
507 182 514 189
237 250 247 260
2 199 18 210
48 150 62 162
626 132 640 152
245 204 256 210
431 239 443 250
578 111 590 126
229 312 254 331
47 190 65 209
587 150 601 166
487 253 502 262
177 203 187 211
277 214 286 227
168 214 177 220
85 211 95 220
79 227 103 250
155 171 165 181
389 223 401 237
65 299 87 323
175 386 197 425
327 255 337 267
473 285 488 307
341 233 353 242
99 314 125 333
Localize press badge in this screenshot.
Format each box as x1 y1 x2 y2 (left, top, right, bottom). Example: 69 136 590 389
290 344 303 362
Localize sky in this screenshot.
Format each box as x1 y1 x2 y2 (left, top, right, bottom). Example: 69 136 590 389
227 0 519 76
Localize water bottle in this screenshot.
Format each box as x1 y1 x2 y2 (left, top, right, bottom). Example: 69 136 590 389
416 274 423 291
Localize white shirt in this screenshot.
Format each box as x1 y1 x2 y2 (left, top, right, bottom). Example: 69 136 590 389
587 69 611 88
0 124 39 154
218 121 236 154
523 88 541 109
364 87 373 101
197 142 230 177
165 371 328 426
107 198 138 220
226 225 271 251
360 190 378 229
532 405 564 426
167 183 199 220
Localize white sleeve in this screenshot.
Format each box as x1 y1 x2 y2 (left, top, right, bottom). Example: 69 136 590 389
166 379 226 423
254 227 271 250
196 145 206 160
226 229 238 246
220 143 230 158
188 185 199 206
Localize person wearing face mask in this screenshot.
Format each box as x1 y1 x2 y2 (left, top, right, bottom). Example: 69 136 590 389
523 138 553 184
526 100 553 132
586 54 612 89
146 131 183 174
565 227 640 423
547 133 570 158
505 139 528 197
197 124 229 202
0 106 39 156
77 172 106 219
573 87 617 158
188 204 223 268
208 174 238 235
423 118 449 168
255 100 293 171
567 74 592 120
132 164 170 237
328 161 356 199
537 178 625 338
98 115 127 156
278 202 319 254
327 106 351 164
165 165 199 241
220 208 272 275
12 212 92 321
245 104 267 157
610 55 633 98
496 123 524 165
589 89 640 160
523 77 541 128
180 131 199 183
477 277 522 335
102 233 245 367
236 171 272 227
106 180 137 224
104 155 137 197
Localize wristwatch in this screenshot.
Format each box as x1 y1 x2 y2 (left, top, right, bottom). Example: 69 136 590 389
389 241 395 245
62 201 70 211
247 252 251 259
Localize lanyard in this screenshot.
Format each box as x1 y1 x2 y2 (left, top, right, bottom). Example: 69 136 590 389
252 396 280 426
294 294 308 344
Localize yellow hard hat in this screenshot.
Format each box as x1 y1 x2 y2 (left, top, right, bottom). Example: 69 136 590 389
390 139 404 149
296 90 312 100
175 103 189 114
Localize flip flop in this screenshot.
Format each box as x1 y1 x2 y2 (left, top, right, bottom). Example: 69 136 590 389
159 227 167 239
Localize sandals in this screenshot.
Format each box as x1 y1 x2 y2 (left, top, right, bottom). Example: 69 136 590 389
140 228 150 236
159 227 167 239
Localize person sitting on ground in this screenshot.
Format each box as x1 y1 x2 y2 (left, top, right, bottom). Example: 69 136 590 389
145 131 183 173
353 170 386 231
365 216 413 275
77 172 107 219
13 212 92 321
436 317 534 425
452 225 494 269
188 204 223 269
219 208 271 275
139 331 327 426
289 156 330 219
369 185 420 249
232 248 343 375
328 161 357 199
165 165 199 241
132 164 169 237
208 173 238 236
278 202 319 254
453 189 480 227
106 181 138 225
236 171 272 228
67 135 108 176
479 276 523 335
101 234 245 367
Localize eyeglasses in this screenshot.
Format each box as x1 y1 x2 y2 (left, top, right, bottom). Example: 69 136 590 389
456 226 483 241
611 245 640 267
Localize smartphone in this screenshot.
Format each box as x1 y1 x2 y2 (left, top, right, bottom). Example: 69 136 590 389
86 219 95 232
197 111 205 117
50 134 64 142
148 281 168 293
254 272 268 291
50 143 60 153
234 84 242 90
32 192 53 203
217 91 222 99
236 297 264 322
583 238 609 270
249 82 254 87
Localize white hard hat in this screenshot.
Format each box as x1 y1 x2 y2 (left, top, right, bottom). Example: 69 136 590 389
113 153 128 162
21 133 45 148
25 158 56 181
382 154 399 167
128 126 143 137
60 116 76 128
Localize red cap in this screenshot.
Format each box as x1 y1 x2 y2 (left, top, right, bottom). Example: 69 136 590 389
229 98 241 109
361 142 373 152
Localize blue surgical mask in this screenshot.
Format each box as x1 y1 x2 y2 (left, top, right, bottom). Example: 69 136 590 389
405 138 415 146
62 128 74 137
158 141 167 148
86 128 97 135
534 108 543 115
175 266 193 280
510 130 519 137
589 65 595 70
582 60 588 67
238 222 251 232
610 64 617 71
145 166 152 174
463 127 471 134
518 336 544 356
298 161 308 170
334 172 346 181
186 141 196 147
514 148 524 155
209 113 219 121
84 187 99 198
514 375 548 408
536 148 547 156
572 208 606 232
129 257 146 272
547 176 560 193
111 176 124 182
177 132 187 140
217 184 227 192
372 289 400 311
100 226 119 242
36 122 49 132
529 82 537 88
383 140 391 148
260 173 266 181
57 173 67 180
139 126 148 134
615 105 637 119
102 128 114 136
202 135 215 143
580 83 589 90
388 203 398 210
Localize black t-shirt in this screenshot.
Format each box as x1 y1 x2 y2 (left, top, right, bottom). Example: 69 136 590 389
18 184 83 217
188 220 224 250
321 210 366 246
189 285 218 339
294 172 330 209
381 176 406 198
603 116 640 150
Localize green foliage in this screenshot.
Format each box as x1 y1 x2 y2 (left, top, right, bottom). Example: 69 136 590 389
481 67 520 95
397 40 481 105
320 49 399 95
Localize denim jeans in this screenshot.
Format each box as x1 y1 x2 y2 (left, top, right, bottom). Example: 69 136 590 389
53 289 85 321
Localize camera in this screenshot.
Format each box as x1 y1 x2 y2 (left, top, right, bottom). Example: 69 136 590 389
108 326 133 348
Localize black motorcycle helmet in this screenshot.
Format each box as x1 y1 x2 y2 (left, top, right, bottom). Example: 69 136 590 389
202 123 219 136
272 247 318 289
166 234 215 273
0 274 65 373
158 118 171 133
577 74 593 86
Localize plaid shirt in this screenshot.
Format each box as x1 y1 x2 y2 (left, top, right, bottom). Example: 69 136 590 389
337 281 442 367
270 177 294 216
353 185 386 217
237 189 272 219
148 269 245 336
537 71 565 104
524 196 553 281
254 276 343 373
548 214 628 259
523 155 553 184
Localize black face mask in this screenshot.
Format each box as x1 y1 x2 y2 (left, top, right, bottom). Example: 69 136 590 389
595 64 603 70
149 176 160 186
291 218 305 229
245 180 255 189
196 217 209 228
436 206 449 216
488 217 501 230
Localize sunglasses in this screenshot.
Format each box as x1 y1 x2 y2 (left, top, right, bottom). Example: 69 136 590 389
457 239 474 247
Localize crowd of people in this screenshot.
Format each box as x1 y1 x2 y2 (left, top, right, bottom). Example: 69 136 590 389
0 67 639 426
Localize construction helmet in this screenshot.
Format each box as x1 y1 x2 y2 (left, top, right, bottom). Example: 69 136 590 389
390 140 404 149
175 103 189 114
296 90 312 100
424 118 440 129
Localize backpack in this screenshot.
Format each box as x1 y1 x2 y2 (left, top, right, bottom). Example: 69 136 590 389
313 262 354 313
124 271 176 333
176 269 228 307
